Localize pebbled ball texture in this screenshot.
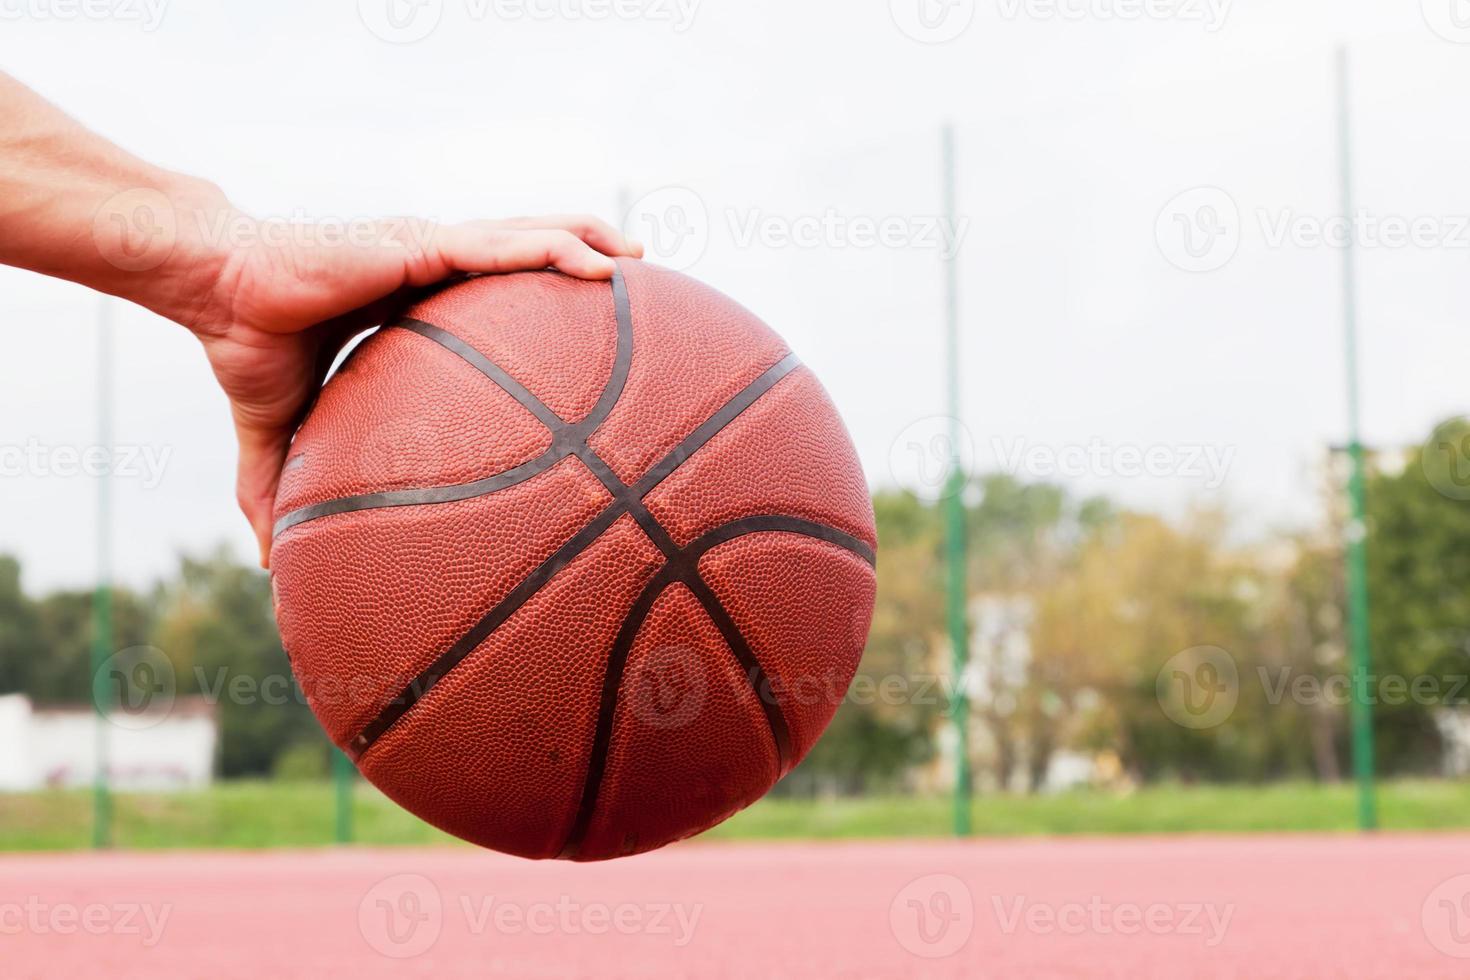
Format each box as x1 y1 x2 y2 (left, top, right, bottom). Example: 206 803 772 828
271 259 877 861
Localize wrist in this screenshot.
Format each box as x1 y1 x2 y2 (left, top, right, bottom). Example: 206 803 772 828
93 170 240 334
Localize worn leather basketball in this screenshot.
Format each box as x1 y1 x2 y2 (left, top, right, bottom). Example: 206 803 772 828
269 259 877 860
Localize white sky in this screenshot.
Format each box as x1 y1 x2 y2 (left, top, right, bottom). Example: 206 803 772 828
1 0 1468 591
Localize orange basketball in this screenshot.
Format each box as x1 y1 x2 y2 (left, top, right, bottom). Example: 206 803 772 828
269 260 877 860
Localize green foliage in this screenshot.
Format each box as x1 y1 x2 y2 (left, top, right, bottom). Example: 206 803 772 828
154 547 321 778
1363 419 1470 773
6 780 1470 851
2 417 1469 795
271 740 331 781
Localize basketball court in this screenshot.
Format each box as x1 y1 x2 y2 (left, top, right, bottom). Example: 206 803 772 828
7 834 1470 978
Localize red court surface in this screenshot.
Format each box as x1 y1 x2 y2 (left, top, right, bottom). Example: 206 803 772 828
6 834 1470 978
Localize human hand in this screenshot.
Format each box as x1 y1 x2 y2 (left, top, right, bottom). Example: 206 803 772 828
169 201 642 567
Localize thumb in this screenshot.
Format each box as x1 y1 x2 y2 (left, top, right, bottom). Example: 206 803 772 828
234 423 292 569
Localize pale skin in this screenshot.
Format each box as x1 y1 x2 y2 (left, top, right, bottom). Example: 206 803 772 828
0 71 642 567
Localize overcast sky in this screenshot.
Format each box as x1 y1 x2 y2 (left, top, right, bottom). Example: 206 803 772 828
1 0 1468 591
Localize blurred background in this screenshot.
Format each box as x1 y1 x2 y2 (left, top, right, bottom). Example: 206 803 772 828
5 0 1470 851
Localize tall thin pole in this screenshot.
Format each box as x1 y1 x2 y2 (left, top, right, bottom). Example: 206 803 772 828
333 749 354 844
941 123 972 837
92 297 113 849
1336 46 1377 832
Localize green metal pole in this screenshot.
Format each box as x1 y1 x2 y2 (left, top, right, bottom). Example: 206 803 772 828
333 748 354 844
1336 46 1377 832
941 123 972 837
91 297 113 849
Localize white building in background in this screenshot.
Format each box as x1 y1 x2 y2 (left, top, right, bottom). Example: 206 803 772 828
0 693 216 791
920 593 1100 795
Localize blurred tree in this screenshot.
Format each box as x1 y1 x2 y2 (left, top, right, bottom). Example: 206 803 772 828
1362 418 1470 774
152 547 325 778
29 586 152 705
0 556 42 696
784 490 942 795
964 475 1111 791
1030 510 1265 782
1254 536 1347 781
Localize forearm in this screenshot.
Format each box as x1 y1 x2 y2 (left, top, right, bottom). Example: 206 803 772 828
0 71 228 324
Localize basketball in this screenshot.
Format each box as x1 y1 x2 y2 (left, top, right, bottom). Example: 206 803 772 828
269 259 878 860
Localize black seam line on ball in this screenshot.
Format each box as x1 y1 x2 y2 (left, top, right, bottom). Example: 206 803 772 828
347 356 800 759
556 515 876 858
398 319 566 431
272 267 634 539
347 350 805 761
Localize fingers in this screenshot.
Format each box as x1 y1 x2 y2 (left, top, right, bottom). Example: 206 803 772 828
437 226 621 281
233 423 293 569
492 214 644 260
